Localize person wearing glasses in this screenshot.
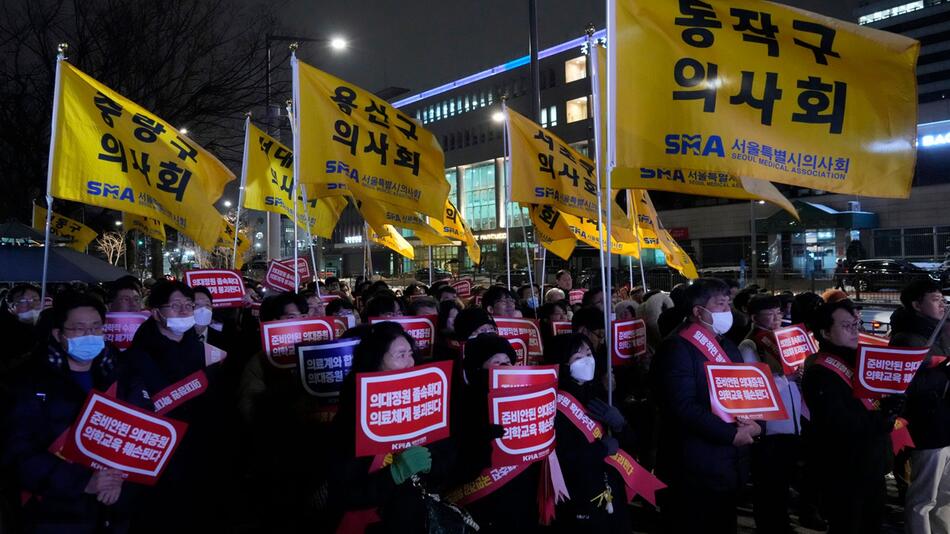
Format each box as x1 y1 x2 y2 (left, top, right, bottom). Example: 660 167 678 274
107 276 144 313
4 291 150 532
802 299 906 534
0 283 44 364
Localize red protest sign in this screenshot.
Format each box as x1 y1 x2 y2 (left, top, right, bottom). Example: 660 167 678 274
277 257 312 284
774 324 818 375
103 312 149 351
152 370 209 415
495 318 544 359
451 279 473 298
60 392 187 485
611 319 647 366
355 360 453 457
319 294 341 304
853 344 929 398
859 332 890 347
370 316 437 357
507 335 531 366
489 365 559 390
568 289 587 305
183 269 245 308
263 260 298 293
704 362 788 422
489 383 558 465
260 318 335 368
551 321 573 336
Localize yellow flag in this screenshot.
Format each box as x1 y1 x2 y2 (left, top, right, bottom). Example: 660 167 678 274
370 225 415 260
628 190 661 249
241 119 345 239
292 57 448 218
528 204 576 260
560 211 639 257
610 0 919 199
215 217 251 269
32 205 97 252
122 212 166 242
355 196 451 246
49 61 232 250
658 229 699 279
429 199 481 265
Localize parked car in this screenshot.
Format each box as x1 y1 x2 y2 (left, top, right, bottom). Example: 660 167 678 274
415 268 452 283
849 258 940 292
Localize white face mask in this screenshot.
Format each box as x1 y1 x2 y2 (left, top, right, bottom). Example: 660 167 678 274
701 307 734 335
165 315 196 335
569 355 596 383
193 307 213 327
17 309 40 324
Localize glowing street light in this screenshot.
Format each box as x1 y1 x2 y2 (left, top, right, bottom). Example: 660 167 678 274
114 220 122 226
492 111 505 123
330 37 348 51
223 200 233 208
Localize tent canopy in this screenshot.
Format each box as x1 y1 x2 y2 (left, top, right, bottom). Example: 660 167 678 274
0 246 129 283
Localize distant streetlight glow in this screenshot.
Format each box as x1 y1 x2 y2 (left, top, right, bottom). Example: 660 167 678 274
114 220 122 226
492 111 505 123
330 37 347 51
223 200 232 208
180 127 189 135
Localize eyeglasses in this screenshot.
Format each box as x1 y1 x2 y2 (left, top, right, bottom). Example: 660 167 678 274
13 297 39 308
836 321 861 332
160 301 195 313
63 325 104 336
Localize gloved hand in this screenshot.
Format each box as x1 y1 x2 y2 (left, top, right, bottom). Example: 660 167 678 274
596 436 620 458
587 398 627 433
879 394 907 417
390 446 432 485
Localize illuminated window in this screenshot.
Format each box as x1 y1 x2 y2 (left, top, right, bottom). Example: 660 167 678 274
566 97 588 123
540 105 558 128
859 1 923 24
565 56 587 83
462 162 497 231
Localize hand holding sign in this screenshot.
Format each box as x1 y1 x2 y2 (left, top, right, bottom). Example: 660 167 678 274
853 344 929 398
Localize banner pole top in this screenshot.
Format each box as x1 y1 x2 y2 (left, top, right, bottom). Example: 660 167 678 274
585 23 595 37
289 42 299 53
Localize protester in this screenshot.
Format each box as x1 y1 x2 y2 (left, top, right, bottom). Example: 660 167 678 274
408 296 439 317
581 287 604 311
538 301 569 348
0 283 43 362
302 289 327 317
803 298 904 534
650 278 761 533
454 308 498 341
107 276 144 312
191 285 225 346
657 283 689 340
433 300 463 361
326 297 359 327
361 292 402 321
614 300 638 321
482 286 517 318
432 284 459 303
638 290 674 351
555 270 572 292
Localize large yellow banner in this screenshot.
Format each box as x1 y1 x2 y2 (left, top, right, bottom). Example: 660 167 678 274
659 229 699 279
370 225 415 260
562 211 640 258
528 204 576 260
122 212 166 242
216 217 251 269
429 200 481 265
628 190 661 249
355 197 451 247
49 61 232 250
611 0 919 198
32 205 97 252
241 120 345 239
292 57 448 218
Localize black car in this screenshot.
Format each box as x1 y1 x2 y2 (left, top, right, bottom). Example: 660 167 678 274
415 268 452 283
849 259 940 292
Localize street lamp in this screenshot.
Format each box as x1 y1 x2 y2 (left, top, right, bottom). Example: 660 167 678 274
223 200 232 208
114 220 122 226
179 127 189 135
330 37 348 51
492 111 505 123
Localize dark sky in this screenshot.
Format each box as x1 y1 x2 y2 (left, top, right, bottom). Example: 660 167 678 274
267 0 863 100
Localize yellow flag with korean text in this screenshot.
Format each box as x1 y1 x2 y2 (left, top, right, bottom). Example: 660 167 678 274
355 196 452 247
561 211 640 257
292 57 448 218
609 0 919 199
49 61 232 250
627 190 661 249
370 225 415 260
122 212 166 242
241 120 346 239
429 199 481 265
32 205 97 252
528 204 576 260
215 217 251 269
658 229 699 279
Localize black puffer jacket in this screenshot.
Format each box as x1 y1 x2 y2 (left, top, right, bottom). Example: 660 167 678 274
890 307 950 449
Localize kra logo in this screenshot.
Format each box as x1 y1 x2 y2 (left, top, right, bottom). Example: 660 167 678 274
664 134 725 158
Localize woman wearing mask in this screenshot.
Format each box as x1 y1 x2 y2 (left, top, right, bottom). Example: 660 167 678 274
5 291 150 533
545 334 633 532
328 322 456 532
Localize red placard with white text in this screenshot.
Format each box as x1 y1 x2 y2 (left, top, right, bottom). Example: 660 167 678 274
263 261 298 293
859 332 890 347
451 279 473 298
489 383 558 465
611 319 647 366
184 269 246 308
59 392 187 485
774 324 818 374
355 360 452 457
854 344 929 398
568 289 587 305
277 257 312 284
370 316 437 357
551 321 573 336
319 294 341 305
260 318 335 368
507 335 531 365
103 312 150 351
494 318 544 358
490 365 559 390
704 362 788 422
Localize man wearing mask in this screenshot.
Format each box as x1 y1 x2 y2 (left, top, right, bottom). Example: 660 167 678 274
0 284 44 361
4 291 149 532
650 278 761 534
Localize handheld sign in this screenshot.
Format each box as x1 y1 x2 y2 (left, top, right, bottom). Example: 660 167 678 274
494 318 544 360
451 279 473 299
103 312 149 351
568 289 587 305
859 332 890 347
773 324 818 374
263 260 298 293
60 392 187 485
370 316 437 357
611 319 647 366
705 362 788 422
355 360 452 457
489 365 558 390
489 382 558 466
507 334 531 366
260 318 335 368
183 269 246 308
551 321 573 336
297 338 357 399
277 257 312 284
853 344 929 398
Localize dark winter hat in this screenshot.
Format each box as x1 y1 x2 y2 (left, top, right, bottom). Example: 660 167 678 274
747 294 782 315
454 307 496 340
463 333 516 377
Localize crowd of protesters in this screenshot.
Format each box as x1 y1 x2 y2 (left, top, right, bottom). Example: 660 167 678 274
0 268 947 534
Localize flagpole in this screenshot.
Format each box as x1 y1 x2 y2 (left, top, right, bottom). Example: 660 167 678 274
520 206 537 307
285 98 300 291
41 45 66 309
606 2 618 406
301 187 321 299
628 190 648 291
233 114 251 269
502 99 513 291
428 246 433 286
540 247 547 295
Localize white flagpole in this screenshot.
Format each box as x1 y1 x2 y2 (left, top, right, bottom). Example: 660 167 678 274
428 246 433 286
519 206 537 307
540 247 547 295
628 190 648 291
606 3 619 406
286 98 300 291
300 187 321 299
502 100 513 291
41 45 67 309
233 114 250 269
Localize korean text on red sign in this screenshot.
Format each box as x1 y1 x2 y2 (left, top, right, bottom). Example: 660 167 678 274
704 362 788 422
774 324 818 374
854 344 929 398
260 318 334 368
489 383 558 465
495 318 544 358
370 316 436 357
60 392 187 485
184 269 246 308
451 279 473 298
489 365 558 390
612 319 647 366
103 312 149 351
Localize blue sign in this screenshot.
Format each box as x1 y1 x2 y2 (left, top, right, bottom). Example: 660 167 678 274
296 338 358 399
